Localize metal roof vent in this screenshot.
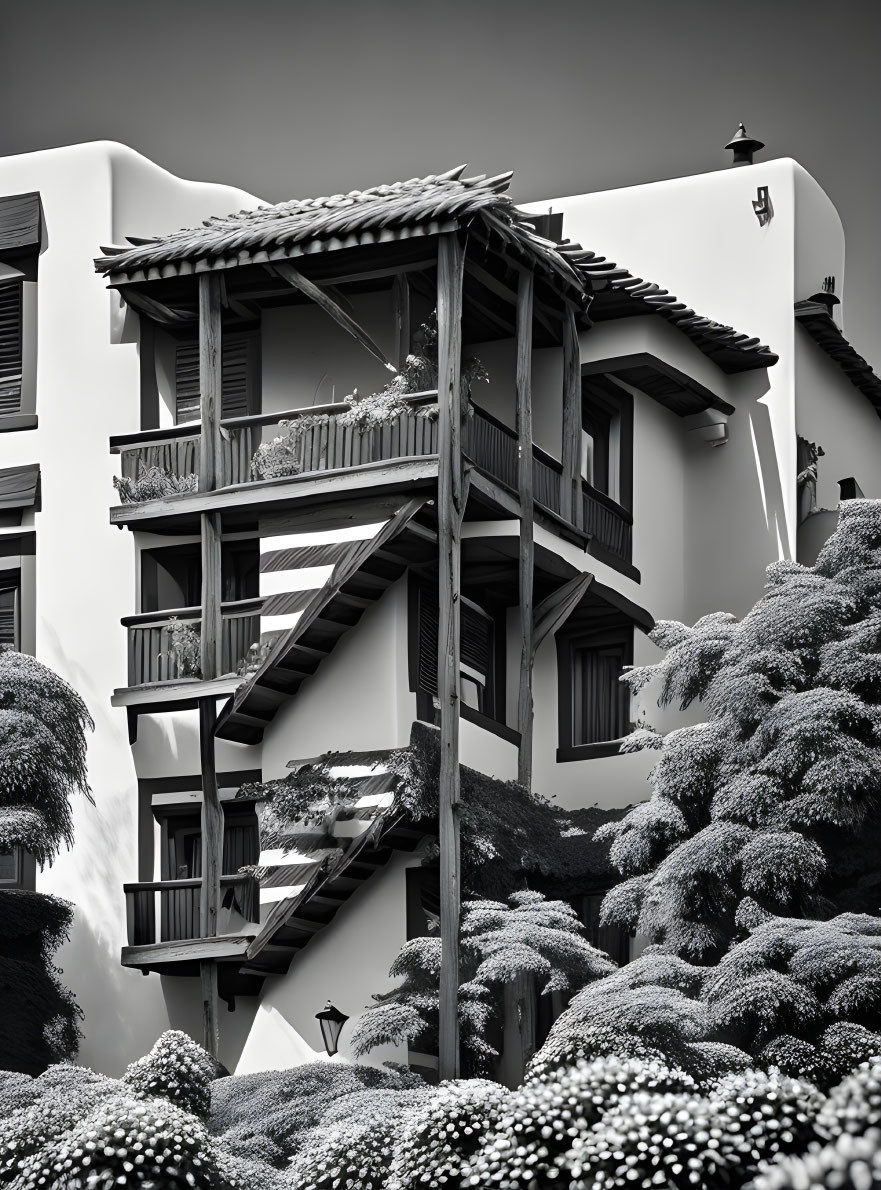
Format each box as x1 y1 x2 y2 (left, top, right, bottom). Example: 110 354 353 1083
808 275 841 315
724 123 765 167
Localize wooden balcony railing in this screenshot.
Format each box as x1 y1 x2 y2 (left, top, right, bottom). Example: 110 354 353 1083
111 395 632 565
121 598 262 687
124 874 260 947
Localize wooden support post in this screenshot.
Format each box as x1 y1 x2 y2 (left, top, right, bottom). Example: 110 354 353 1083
200 511 222 682
436 232 465 1082
516 270 535 791
562 306 582 528
199 696 223 1058
199 273 223 494
393 273 411 372
138 316 160 430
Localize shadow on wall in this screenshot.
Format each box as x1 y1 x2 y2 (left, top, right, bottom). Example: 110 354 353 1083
56 910 171 1077
161 976 259 1074
686 369 791 623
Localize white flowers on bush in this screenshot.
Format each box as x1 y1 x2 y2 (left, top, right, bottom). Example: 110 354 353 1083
817 1058 881 1139
123 1029 216 1120
389 1079 507 1188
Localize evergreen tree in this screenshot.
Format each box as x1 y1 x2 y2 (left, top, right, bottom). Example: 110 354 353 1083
350 890 614 1076
598 500 881 964
0 652 94 1072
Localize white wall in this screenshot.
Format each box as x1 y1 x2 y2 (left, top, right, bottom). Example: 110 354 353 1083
237 850 420 1073
0 141 264 1074
260 578 414 779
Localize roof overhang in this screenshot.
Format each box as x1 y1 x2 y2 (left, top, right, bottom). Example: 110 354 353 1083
795 298 881 418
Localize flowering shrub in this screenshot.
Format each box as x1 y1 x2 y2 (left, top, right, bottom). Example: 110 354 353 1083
816 1058 881 1138
564 1086 748 1190
114 464 199 503
389 1078 508 1188
285 1087 432 1190
750 1128 881 1190
712 1067 823 1164
463 1055 693 1189
123 1029 217 1120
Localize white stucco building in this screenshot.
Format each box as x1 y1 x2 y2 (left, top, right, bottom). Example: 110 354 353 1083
0 133 877 1077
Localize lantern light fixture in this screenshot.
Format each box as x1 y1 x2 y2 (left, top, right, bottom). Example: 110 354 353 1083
316 1000 348 1056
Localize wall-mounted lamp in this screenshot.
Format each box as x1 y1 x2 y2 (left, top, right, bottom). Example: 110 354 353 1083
316 1001 349 1056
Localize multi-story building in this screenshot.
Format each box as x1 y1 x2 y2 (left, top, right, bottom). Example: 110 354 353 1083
1 131 878 1077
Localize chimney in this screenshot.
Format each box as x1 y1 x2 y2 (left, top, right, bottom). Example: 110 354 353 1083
724 123 765 167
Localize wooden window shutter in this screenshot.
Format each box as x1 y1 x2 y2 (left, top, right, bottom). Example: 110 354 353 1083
175 331 256 424
0 281 23 415
417 585 492 696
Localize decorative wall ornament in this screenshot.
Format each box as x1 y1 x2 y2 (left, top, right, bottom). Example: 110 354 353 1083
752 186 773 226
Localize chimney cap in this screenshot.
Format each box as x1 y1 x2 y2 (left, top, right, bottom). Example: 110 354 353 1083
724 122 765 166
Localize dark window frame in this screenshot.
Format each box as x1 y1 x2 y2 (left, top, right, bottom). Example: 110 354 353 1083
582 373 633 514
556 621 634 761
173 327 261 426
408 575 516 745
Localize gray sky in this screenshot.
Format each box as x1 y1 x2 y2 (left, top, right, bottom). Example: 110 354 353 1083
3 0 879 364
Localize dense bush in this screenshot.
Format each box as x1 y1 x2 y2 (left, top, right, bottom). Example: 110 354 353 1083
389 1078 508 1189
211 1059 426 1168
463 1055 693 1189
816 1058 881 1139
124 1029 217 1120
750 1129 881 1190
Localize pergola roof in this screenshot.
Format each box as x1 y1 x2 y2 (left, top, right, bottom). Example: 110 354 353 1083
561 245 779 373
795 298 881 418
94 165 585 302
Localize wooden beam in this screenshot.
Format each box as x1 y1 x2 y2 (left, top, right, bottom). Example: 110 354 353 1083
201 958 219 1057
533 573 593 653
271 262 397 373
120 286 196 326
200 511 222 681
393 274 411 372
138 316 160 430
437 231 465 1083
198 274 223 493
516 270 535 791
121 933 253 966
464 257 557 341
562 306 581 528
199 695 223 1058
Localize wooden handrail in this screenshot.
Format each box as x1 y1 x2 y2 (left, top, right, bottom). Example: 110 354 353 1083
124 875 252 894
121 597 263 629
110 391 440 453
581 478 635 524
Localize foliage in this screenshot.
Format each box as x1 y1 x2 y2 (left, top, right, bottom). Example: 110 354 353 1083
704 914 881 1082
250 311 488 480
163 617 202 679
0 892 82 1073
389 1078 508 1189
750 1129 881 1190
123 1030 217 1120
597 500 881 963
816 1058 881 1139
351 891 613 1075
463 1055 694 1189
113 463 199 503
210 1060 425 1168
0 652 93 866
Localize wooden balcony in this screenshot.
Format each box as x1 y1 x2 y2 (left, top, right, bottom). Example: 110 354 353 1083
121 598 262 688
110 398 633 567
124 874 259 947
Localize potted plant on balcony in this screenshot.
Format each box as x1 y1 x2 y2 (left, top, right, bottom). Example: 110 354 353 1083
249 312 487 481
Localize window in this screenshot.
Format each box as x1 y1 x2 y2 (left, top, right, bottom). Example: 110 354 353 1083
557 622 633 760
174 329 260 424
0 848 20 885
581 374 632 510
0 191 42 430
140 539 259 612
410 578 506 732
0 576 18 651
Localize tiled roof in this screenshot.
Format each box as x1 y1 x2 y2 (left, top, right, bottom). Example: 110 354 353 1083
795 298 881 417
560 244 779 373
94 166 584 299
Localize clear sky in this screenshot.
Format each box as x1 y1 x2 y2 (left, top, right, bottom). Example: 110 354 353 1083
2 0 879 365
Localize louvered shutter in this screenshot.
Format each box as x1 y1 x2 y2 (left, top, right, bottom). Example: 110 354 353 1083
417 586 492 696
0 281 22 415
175 331 254 424
0 586 16 650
